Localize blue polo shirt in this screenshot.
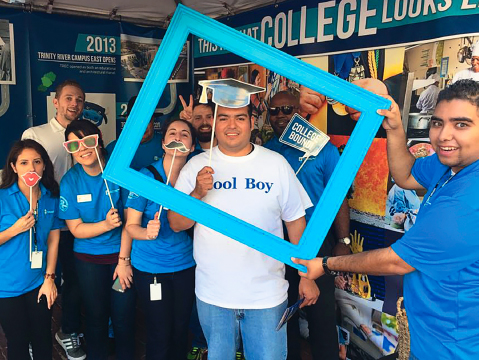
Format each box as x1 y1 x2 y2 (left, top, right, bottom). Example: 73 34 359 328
264 136 340 222
59 164 125 255
106 132 164 171
126 159 194 274
190 140 206 158
0 183 62 298
391 154 479 359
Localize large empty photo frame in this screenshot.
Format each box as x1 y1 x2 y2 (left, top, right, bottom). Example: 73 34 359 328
104 4 391 272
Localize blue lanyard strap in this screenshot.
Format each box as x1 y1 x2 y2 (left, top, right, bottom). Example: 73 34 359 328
424 169 455 206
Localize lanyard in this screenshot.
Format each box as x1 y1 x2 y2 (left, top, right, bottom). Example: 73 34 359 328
33 200 39 250
424 169 455 206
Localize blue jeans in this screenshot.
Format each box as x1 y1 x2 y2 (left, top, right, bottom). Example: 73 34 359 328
75 258 136 360
196 297 287 360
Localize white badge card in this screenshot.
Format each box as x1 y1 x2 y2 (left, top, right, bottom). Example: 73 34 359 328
31 251 43 269
77 194 92 203
150 277 162 301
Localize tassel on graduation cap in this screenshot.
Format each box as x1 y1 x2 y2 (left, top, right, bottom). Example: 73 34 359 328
197 78 265 166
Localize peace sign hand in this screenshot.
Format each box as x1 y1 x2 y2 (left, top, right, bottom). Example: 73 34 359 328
179 95 194 122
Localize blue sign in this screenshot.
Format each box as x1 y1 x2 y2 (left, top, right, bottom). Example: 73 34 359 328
279 113 329 158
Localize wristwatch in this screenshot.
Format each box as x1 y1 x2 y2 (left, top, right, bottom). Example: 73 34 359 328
338 237 351 246
44 273 56 280
322 256 338 276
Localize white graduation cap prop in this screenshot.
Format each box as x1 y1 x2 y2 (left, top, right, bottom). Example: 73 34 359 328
21 171 41 262
279 114 330 174
198 78 265 166
199 78 264 108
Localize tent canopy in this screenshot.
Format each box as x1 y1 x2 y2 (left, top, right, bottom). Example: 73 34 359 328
1 0 285 26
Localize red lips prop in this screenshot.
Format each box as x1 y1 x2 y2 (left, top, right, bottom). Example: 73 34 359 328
21 171 42 187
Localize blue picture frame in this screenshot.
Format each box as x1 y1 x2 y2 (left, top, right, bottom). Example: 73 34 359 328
103 4 391 272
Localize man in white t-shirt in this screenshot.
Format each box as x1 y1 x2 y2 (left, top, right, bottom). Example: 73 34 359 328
22 80 86 360
168 103 319 360
452 42 479 84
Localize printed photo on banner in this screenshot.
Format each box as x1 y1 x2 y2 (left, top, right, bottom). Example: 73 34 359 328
0 20 15 84
121 34 189 83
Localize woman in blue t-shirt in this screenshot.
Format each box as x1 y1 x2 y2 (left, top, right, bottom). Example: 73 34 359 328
59 120 135 360
125 119 196 360
0 139 62 359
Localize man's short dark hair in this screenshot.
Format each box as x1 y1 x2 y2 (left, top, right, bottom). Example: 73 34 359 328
194 100 253 118
55 79 85 100
193 100 215 114
438 80 479 108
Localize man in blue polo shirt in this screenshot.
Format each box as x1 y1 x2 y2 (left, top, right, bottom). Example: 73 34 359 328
106 96 164 170
293 79 479 359
264 91 351 360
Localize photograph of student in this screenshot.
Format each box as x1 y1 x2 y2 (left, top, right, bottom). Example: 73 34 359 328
0 139 62 359
125 118 196 360
59 120 135 360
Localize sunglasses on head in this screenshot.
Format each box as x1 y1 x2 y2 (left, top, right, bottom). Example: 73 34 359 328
269 105 295 116
63 134 99 153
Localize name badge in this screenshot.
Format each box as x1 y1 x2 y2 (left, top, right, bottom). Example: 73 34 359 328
31 251 43 269
150 277 162 301
77 194 92 203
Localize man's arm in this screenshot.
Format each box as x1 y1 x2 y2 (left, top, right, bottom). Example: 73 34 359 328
168 166 214 232
292 247 415 280
378 97 423 190
285 216 319 308
332 199 351 256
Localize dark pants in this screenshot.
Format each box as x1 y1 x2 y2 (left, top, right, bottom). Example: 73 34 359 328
285 265 302 360
58 230 82 334
0 286 52 360
305 275 339 360
75 258 136 360
134 266 195 360
286 269 339 360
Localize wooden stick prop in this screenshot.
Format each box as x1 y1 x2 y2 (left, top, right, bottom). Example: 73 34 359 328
296 154 310 175
158 140 191 217
208 103 218 167
21 171 41 262
94 147 115 209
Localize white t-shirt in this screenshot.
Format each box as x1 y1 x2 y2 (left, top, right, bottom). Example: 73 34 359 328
175 145 312 309
452 68 479 83
22 117 71 184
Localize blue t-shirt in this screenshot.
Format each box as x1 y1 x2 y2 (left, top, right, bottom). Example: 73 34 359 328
125 159 194 274
59 164 125 255
264 136 340 222
391 154 479 359
0 183 62 297
106 132 164 171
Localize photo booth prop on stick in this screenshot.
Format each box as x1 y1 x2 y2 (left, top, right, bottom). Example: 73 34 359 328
20 171 41 263
103 4 391 272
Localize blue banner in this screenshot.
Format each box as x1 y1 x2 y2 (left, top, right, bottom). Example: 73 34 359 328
0 10 193 167
193 0 479 68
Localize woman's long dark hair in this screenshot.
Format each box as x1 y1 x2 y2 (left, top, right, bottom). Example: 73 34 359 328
0 139 59 197
65 119 107 158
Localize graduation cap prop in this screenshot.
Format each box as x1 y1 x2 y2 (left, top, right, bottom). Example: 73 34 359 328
103 5 391 272
198 78 264 166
